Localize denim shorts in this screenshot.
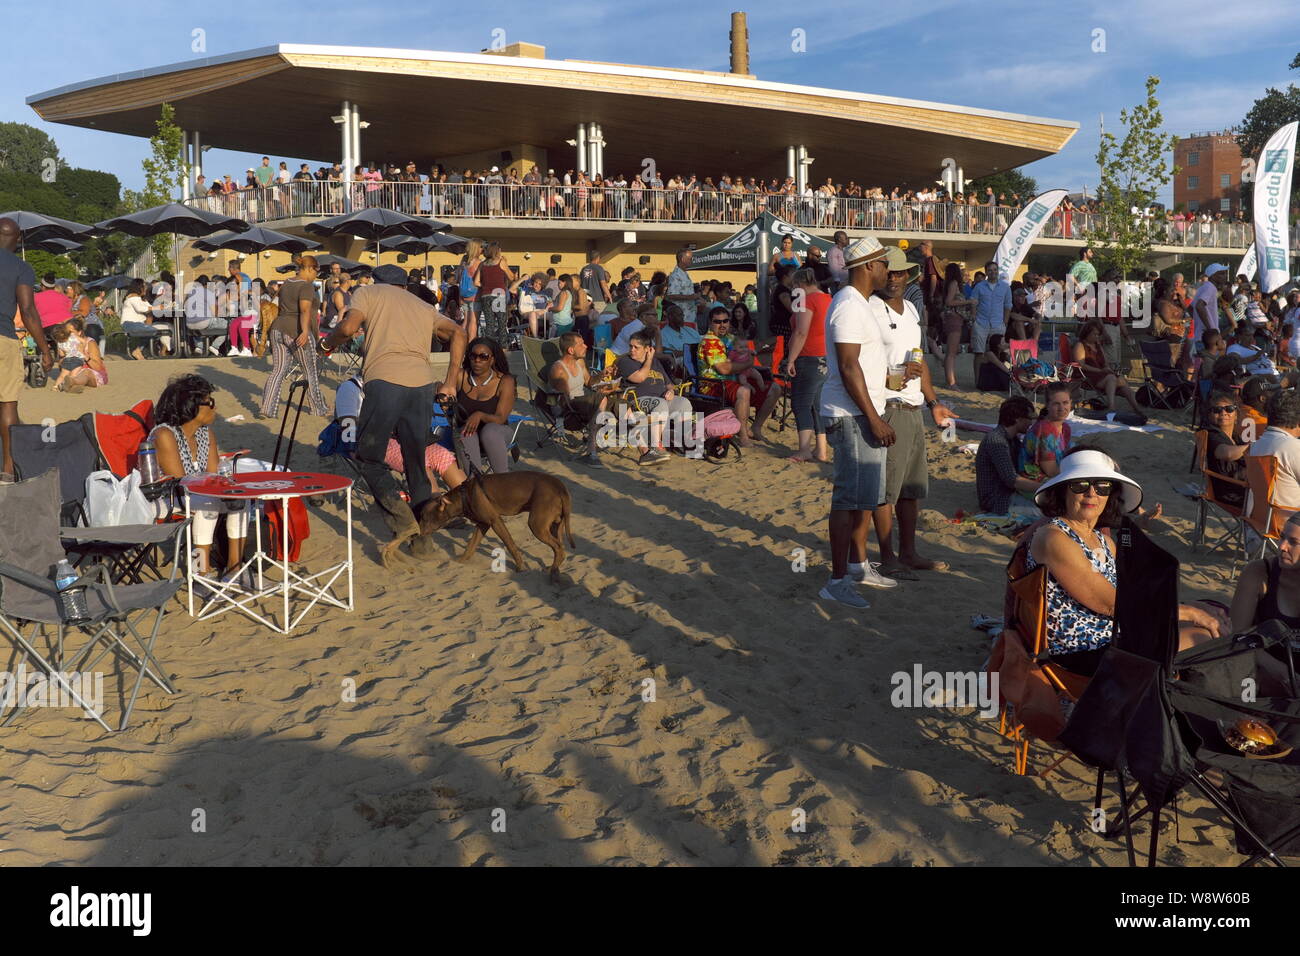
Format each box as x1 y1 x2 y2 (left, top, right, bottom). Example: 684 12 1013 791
825 414 887 511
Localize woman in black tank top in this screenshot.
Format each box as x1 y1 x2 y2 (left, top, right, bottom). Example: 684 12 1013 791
452 336 517 474
1230 530 1300 633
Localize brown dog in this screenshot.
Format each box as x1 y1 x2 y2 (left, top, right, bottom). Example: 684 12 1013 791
419 472 574 582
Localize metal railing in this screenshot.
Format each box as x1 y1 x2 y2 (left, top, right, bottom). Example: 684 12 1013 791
184 181 1277 250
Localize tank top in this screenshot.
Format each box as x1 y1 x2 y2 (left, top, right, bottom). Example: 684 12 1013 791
61 333 87 361
457 372 505 418
553 358 585 400
777 253 800 268
1025 518 1116 655
150 423 211 477
552 291 573 326
1256 557 1300 628
770 286 794 338
801 291 830 358
478 261 509 295
325 289 350 328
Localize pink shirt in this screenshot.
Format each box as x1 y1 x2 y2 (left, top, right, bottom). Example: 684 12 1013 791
34 289 72 328
364 170 382 192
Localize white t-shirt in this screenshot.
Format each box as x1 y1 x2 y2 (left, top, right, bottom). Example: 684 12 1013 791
878 297 924 407
334 376 363 420
820 286 888 418
1226 343 1277 377
1249 427 1300 512
121 295 152 323
611 319 645 356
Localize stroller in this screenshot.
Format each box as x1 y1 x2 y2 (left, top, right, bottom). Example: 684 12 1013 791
1056 517 1300 866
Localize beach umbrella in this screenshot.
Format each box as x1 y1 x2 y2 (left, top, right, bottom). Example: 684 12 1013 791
0 210 99 259
192 226 321 255
26 236 83 255
274 253 369 277
94 202 249 238
305 207 450 264
85 274 134 291
194 226 322 283
379 232 467 279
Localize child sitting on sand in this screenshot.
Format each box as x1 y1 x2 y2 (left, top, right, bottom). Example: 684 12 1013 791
1020 383 1072 494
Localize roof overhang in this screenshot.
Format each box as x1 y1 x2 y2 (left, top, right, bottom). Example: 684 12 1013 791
29 44 1078 186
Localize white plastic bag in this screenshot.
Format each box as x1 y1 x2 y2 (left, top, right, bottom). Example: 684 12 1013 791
85 470 155 526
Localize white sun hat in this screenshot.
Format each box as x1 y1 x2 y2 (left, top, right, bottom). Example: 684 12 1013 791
1034 449 1143 514
843 234 886 268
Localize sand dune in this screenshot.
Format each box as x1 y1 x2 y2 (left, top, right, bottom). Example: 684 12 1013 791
0 352 1246 865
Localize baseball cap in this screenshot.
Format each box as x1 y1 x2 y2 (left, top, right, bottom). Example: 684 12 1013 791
1205 263 1228 278
844 235 886 269
372 264 408 285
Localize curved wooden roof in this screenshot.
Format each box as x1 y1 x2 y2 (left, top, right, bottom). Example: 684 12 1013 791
28 44 1077 186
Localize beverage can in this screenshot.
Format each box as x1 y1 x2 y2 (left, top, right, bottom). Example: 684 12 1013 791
908 347 924 365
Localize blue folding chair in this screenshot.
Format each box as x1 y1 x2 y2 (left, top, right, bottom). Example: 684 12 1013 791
591 324 613 371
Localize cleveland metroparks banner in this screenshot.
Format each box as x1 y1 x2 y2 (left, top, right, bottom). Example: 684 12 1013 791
993 189 1068 279
1253 120 1298 294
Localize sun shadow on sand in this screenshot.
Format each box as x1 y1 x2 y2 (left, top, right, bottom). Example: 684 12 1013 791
76 734 591 866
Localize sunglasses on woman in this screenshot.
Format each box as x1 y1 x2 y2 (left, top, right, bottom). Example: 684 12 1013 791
1210 404 1237 413
1066 479 1114 496
469 351 493 360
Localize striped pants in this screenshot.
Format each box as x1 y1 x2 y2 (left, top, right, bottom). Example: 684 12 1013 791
259 329 330 418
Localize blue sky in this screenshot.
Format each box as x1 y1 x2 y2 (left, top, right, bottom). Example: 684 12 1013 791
6 0 1298 206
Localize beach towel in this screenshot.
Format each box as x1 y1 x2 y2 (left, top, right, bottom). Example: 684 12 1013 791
265 497 309 562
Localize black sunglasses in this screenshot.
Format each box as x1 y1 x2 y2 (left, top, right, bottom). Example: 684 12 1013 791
1211 404 1238 413
1066 479 1114 496
469 351 493 360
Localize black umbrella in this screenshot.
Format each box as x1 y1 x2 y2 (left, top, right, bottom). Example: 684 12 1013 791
26 236 83 255
379 232 467 256
85 274 134 291
193 226 321 255
0 210 99 259
274 253 369 276
305 207 450 262
95 202 249 238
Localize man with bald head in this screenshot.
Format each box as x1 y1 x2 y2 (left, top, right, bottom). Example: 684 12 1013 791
0 218 52 481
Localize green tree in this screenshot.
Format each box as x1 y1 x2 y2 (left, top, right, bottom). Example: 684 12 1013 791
0 122 63 178
967 169 1039 203
134 103 189 271
1236 55 1300 217
1084 75 1179 279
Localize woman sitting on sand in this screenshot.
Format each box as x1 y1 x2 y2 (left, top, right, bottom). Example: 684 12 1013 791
1201 390 1249 506
1026 449 1221 676
1019 383 1072 492
152 374 249 588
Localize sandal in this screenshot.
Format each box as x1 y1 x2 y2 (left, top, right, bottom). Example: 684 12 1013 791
902 557 950 572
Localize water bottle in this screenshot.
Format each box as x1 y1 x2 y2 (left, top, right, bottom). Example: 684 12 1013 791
137 440 161 485
54 559 90 623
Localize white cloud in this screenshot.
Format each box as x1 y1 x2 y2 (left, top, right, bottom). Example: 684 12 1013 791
1082 0 1300 58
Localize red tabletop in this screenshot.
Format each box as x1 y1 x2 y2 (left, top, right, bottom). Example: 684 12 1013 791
180 471 352 500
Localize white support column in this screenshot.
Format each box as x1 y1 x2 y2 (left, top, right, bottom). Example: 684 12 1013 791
786 146 796 181
340 101 353 183
589 123 600 177
957 166 965 195
576 123 588 175
796 145 809 196
352 110 362 171
192 130 203 187
181 132 191 200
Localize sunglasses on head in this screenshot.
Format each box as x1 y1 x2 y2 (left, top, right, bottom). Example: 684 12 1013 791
1211 404 1237 413
1066 479 1114 496
199 398 216 409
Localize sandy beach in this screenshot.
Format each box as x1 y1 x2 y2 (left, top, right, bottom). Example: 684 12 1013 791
0 350 1246 866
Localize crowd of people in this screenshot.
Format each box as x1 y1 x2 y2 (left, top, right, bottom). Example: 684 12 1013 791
186 155 1274 247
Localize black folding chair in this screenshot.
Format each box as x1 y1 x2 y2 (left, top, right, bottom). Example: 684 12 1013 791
271 378 308 471
9 415 177 584
0 471 186 732
1138 339 1193 411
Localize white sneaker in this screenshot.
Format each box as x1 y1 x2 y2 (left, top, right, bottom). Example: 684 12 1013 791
818 579 870 608
208 344 222 356
851 563 901 589
238 347 253 357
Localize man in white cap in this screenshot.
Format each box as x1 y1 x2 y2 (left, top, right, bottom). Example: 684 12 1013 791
818 235 901 608
485 166 504 217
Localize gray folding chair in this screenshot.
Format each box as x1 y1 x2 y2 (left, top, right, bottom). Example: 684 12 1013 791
0 471 187 732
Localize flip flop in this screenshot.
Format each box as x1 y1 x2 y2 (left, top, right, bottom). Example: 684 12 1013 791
904 557 950 572
788 454 814 463
878 562 920 581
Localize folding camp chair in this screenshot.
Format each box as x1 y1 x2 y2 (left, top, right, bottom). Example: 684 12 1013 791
1058 518 1300 867
1244 455 1287 559
1138 340 1194 410
271 378 309 471
760 337 793 432
9 415 178 584
1190 430 1248 560
520 336 576 449
990 523 1093 776
0 471 186 732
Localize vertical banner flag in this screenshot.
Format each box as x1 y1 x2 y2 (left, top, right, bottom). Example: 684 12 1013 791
1254 121 1298 294
1237 244 1257 282
994 189 1068 279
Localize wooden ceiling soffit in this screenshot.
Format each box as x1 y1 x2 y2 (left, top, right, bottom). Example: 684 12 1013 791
31 55 291 122
285 52 1074 153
